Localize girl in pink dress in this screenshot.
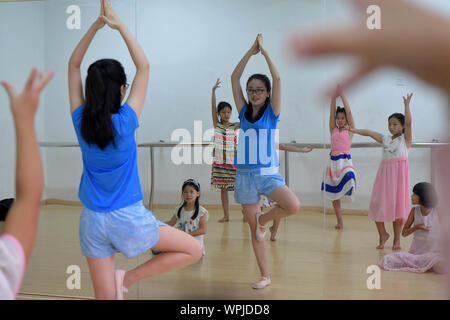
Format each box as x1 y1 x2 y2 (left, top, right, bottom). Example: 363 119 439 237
378 182 445 273
322 86 356 230
351 93 413 250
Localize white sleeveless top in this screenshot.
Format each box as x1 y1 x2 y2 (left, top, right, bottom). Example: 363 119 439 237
413 206 439 242
382 134 409 160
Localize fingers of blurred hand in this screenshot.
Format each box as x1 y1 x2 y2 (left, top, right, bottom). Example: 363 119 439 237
323 61 376 99
290 26 366 58
1 80 17 100
34 71 43 89
24 67 38 92
36 69 55 93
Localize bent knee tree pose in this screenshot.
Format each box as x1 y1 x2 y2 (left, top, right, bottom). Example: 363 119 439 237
68 0 201 300
231 34 300 289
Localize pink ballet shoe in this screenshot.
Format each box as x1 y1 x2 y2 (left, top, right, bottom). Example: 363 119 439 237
252 277 271 289
255 212 267 242
115 269 128 300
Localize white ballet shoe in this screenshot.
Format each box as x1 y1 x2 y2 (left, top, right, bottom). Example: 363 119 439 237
255 212 267 242
115 269 128 300
252 277 271 289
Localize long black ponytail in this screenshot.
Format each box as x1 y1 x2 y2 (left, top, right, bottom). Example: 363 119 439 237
81 59 127 150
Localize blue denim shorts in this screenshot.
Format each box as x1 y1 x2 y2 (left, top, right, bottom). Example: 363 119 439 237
79 201 166 259
234 167 286 205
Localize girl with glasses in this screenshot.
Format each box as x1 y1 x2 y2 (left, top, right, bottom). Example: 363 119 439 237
231 34 301 289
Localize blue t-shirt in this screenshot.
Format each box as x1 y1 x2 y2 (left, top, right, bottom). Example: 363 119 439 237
72 103 143 212
234 104 280 168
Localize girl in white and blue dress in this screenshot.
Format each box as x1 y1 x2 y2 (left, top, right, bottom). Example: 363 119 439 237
68 0 202 300
322 86 357 229
231 34 301 289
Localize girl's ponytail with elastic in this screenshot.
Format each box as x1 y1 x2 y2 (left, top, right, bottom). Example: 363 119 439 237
81 59 126 150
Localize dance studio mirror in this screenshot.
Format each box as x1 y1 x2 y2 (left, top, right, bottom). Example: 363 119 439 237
1 0 448 300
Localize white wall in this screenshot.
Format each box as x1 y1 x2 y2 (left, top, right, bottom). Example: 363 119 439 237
0 1 46 199
1 0 449 210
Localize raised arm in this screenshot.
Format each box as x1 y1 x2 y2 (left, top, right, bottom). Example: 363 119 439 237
231 36 260 114
258 35 281 117
103 0 149 118
1 68 54 264
350 128 383 144
68 4 105 114
339 90 354 129
329 91 337 134
211 79 220 127
403 93 413 148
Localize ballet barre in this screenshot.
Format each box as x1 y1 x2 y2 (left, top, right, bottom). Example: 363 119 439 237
39 141 450 211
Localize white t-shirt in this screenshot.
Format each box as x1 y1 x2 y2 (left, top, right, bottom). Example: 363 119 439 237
0 234 25 300
382 134 409 160
413 206 440 244
173 205 209 255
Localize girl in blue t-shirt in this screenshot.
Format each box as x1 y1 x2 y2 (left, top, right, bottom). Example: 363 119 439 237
231 34 301 289
68 0 202 300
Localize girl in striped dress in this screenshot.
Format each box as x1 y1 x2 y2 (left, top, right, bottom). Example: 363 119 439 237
211 79 239 223
322 86 357 230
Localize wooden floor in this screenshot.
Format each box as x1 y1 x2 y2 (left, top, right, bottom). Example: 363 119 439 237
19 205 446 300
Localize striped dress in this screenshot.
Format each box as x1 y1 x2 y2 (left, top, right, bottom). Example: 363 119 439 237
321 127 356 202
211 123 237 191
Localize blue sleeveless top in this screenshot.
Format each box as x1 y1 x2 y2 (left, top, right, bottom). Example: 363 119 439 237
234 103 280 168
72 103 143 212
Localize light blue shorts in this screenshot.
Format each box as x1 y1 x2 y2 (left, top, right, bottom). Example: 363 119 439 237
234 167 286 205
79 201 166 259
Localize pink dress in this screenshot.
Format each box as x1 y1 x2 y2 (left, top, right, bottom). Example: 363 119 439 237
378 206 443 272
322 127 356 202
368 134 410 222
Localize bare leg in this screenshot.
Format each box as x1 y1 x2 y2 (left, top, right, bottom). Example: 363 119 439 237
375 222 390 249
86 255 116 300
242 208 247 222
257 186 300 228
332 199 344 229
392 219 403 250
243 203 269 282
269 218 280 241
218 189 229 222
122 226 202 289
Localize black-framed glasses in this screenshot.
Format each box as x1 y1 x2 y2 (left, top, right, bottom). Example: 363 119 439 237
246 88 266 96
124 83 130 89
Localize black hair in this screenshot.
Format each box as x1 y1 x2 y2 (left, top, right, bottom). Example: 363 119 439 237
81 59 127 150
245 74 271 123
217 101 232 113
413 182 439 209
335 106 347 117
388 113 405 133
177 179 201 220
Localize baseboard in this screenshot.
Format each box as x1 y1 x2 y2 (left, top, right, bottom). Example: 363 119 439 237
41 199 369 216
